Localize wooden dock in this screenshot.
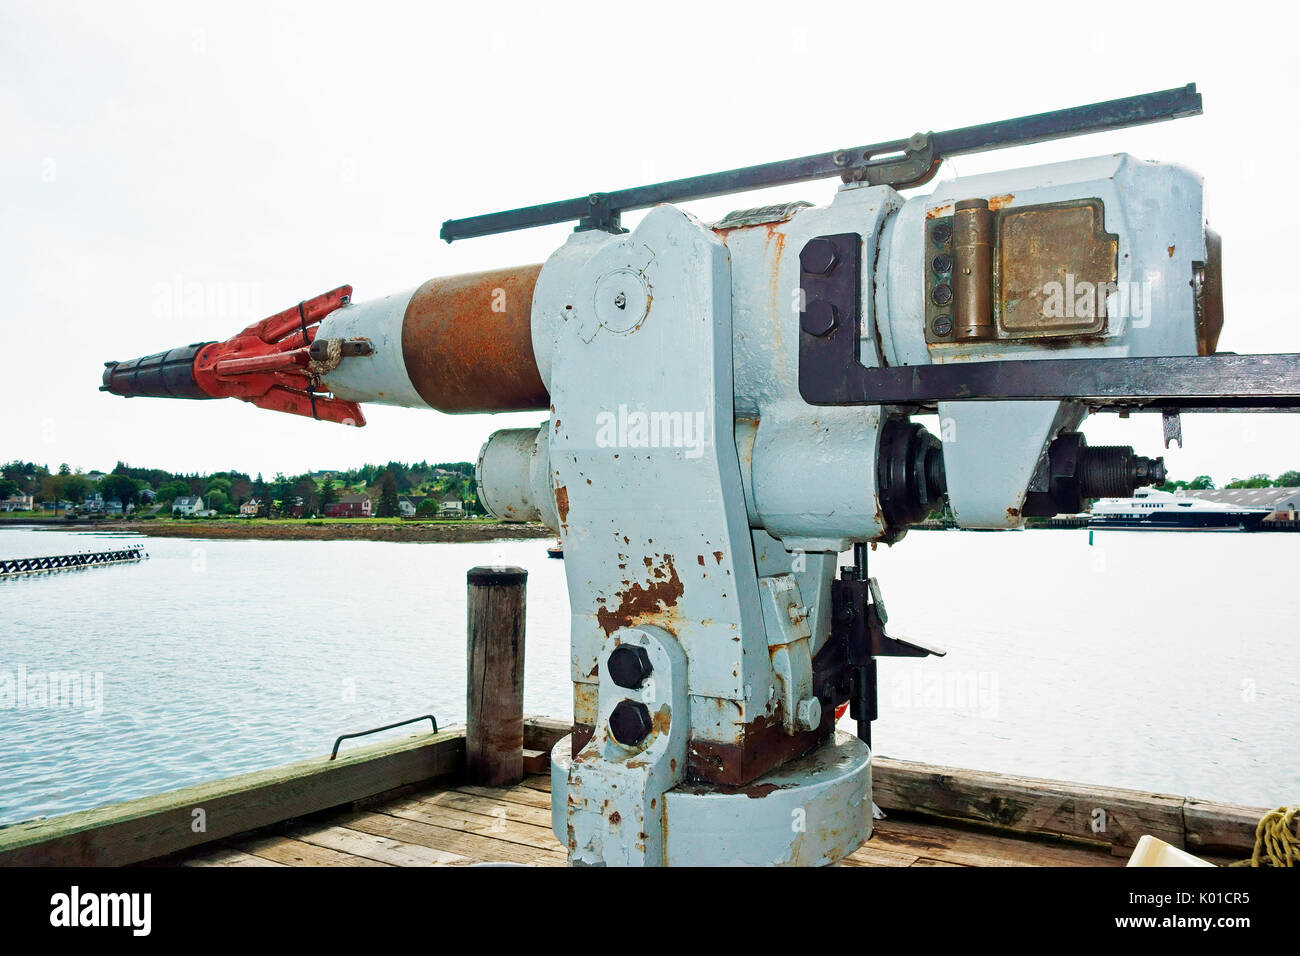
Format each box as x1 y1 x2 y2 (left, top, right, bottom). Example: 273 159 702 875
0 718 1262 868
167 770 1128 868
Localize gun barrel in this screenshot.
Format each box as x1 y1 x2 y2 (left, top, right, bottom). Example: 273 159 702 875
100 265 548 425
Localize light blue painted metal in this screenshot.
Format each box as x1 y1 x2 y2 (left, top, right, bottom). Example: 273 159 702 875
552 730 872 866
539 206 771 759
566 625 688 866
876 155 1207 527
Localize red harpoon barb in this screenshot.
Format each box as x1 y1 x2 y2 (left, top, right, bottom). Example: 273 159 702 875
191 286 366 426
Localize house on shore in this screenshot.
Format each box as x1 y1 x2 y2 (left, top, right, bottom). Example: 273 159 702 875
398 495 427 517
172 496 205 516
324 493 371 518
239 499 262 517
1 494 34 512
438 492 464 518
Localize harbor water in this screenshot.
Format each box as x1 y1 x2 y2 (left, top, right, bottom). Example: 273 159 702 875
0 525 1296 825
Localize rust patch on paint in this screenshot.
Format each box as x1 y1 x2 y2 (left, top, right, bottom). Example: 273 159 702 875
1168 244 1176 257
686 706 831 786
652 704 671 736
987 193 1015 211
554 485 569 526
712 550 724 565
595 554 684 636
401 263 549 413
571 722 595 757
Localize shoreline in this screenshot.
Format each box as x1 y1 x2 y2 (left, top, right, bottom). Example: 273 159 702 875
17 519 556 544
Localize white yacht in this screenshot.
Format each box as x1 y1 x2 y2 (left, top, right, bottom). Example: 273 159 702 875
1088 487 1270 531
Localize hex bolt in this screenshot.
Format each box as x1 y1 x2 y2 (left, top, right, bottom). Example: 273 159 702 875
796 697 822 732
802 300 838 337
607 644 653 689
609 699 653 746
799 238 838 276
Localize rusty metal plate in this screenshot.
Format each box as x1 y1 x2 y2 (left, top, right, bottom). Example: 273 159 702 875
996 199 1117 338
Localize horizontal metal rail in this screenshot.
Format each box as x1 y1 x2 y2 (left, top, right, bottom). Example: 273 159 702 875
440 84 1201 241
801 352 1300 410
0 546 148 577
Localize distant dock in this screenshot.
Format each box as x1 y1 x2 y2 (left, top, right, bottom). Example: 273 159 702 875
0 545 148 578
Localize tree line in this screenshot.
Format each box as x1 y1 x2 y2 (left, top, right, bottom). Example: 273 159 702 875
0 460 483 518
1159 470 1300 492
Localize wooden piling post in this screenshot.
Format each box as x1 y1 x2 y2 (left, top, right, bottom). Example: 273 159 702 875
466 566 527 786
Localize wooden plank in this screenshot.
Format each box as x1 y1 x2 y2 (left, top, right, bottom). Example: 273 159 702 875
523 716 571 754
1183 798 1269 857
522 749 549 775
342 810 565 866
466 566 526 786
0 730 464 866
419 790 553 829
872 756 1186 851
379 796 560 851
181 847 287 867
237 835 391 867
868 818 1121 868
522 774 551 793
284 824 472 867
455 783 552 810
911 857 965 867
837 843 920 867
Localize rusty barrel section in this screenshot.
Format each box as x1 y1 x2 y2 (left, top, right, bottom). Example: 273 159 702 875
400 264 549 413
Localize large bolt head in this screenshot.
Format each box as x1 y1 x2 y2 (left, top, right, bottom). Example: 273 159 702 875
795 697 823 732
802 300 838 337
607 644 653 689
799 238 839 276
609 699 653 746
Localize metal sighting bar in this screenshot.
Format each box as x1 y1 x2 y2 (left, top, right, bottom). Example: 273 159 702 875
800 353 1300 412
440 84 1202 242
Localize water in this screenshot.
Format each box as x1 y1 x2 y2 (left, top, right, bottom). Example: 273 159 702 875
0 525 1296 825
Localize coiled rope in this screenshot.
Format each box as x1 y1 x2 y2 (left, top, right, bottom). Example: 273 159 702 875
1231 805 1299 867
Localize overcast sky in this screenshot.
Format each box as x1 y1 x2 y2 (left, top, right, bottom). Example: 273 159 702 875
4 1 1299 483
